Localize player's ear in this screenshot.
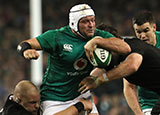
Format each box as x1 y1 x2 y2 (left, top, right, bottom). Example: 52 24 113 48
153 23 156 32
15 97 21 103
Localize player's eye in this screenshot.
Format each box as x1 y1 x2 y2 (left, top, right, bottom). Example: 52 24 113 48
137 30 141 34
29 101 37 104
143 28 149 33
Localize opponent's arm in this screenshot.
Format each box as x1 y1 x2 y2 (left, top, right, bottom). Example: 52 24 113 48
123 79 144 115
17 38 42 60
79 53 143 93
90 68 106 76
54 99 92 115
103 53 142 81
79 68 106 94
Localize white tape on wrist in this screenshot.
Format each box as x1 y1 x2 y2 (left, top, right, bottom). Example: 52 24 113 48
102 73 109 82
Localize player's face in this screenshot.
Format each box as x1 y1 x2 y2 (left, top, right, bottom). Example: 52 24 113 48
133 22 156 46
20 91 40 115
78 16 95 39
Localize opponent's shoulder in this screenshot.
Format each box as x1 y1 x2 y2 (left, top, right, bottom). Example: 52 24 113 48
0 98 28 115
124 37 145 44
124 37 139 44
4 103 32 115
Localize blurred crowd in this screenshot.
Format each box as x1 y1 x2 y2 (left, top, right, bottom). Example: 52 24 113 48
1 0 160 114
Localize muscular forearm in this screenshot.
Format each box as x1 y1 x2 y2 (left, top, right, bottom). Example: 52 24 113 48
105 53 142 81
80 53 143 91
105 61 135 81
95 37 131 54
90 68 106 76
80 56 140 90
123 79 143 115
124 90 143 115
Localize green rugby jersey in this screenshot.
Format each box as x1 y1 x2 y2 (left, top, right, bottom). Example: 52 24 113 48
36 26 114 102
138 31 160 110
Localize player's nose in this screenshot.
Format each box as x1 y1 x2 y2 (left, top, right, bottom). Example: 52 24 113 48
140 33 146 40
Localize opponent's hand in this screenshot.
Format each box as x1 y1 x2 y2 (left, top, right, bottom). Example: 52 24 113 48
79 99 92 113
84 38 98 62
78 77 97 94
23 49 39 60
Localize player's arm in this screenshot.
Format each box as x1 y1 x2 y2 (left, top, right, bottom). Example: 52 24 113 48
17 38 41 60
79 53 143 93
79 68 106 94
123 78 144 115
104 53 142 81
90 68 106 77
54 99 92 115
84 37 131 60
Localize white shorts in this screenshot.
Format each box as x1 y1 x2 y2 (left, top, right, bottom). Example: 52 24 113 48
142 108 152 115
40 91 98 115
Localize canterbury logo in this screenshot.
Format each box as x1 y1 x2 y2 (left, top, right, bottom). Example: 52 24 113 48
63 44 73 52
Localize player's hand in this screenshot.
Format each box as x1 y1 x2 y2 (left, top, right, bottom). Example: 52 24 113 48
78 77 97 94
84 38 98 61
23 49 39 60
79 99 92 113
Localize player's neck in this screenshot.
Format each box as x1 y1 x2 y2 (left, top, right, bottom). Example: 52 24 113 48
71 29 79 36
71 29 87 40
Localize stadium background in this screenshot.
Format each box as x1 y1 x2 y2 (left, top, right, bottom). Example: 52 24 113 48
0 0 160 114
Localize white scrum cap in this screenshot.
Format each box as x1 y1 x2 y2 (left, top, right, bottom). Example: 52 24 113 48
69 4 95 32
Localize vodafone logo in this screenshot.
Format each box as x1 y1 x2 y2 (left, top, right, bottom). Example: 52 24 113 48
74 58 87 70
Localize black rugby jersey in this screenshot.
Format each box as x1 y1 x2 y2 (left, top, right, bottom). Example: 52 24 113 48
123 38 160 95
0 94 38 115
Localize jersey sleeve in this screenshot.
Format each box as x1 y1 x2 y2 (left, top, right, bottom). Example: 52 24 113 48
124 38 144 55
36 30 57 53
117 38 145 62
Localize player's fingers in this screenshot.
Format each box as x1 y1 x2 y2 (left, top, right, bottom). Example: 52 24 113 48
31 51 39 59
79 80 85 87
89 51 94 61
29 53 34 58
79 82 82 87
24 50 39 60
85 49 90 59
78 85 85 92
85 49 93 63
35 52 40 58
81 86 89 94
24 52 31 59
87 109 92 114
78 85 87 93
